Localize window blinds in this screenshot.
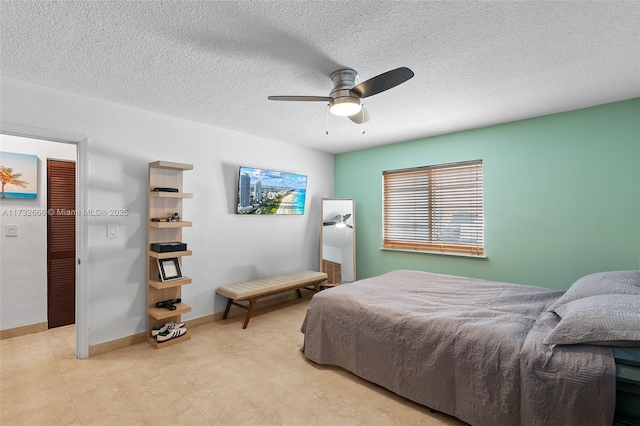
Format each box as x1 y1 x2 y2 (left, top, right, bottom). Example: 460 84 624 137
383 160 484 256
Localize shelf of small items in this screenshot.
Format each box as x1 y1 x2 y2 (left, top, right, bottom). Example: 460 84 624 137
147 160 193 349
148 302 192 321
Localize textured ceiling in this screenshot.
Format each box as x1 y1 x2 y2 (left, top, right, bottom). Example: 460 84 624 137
1 1 639 154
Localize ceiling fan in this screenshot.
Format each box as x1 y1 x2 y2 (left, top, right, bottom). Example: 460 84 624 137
323 214 353 229
268 67 414 124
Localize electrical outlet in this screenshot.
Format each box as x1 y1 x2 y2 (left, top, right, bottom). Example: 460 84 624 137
107 224 118 238
5 224 18 237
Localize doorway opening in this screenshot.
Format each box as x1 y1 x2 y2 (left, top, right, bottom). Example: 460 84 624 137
0 125 88 358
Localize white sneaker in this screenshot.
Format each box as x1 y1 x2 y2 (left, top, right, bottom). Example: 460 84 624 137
151 322 185 336
156 327 187 342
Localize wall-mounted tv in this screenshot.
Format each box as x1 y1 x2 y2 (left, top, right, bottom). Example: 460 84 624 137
236 166 307 215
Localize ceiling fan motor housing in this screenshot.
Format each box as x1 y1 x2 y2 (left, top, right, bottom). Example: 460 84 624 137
329 69 362 116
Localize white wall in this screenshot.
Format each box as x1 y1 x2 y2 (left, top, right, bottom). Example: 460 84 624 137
0 136 76 329
0 77 334 346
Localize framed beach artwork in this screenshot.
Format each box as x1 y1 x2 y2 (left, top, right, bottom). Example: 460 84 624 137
235 166 307 215
0 151 38 199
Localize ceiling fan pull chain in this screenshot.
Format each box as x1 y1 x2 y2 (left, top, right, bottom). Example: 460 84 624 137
362 103 366 134
326 103 330 135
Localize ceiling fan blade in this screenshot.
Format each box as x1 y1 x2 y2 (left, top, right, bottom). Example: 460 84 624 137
268 96 331 102
350 67 414 98
342 214 352 221
323 221 338 226
348 106 370 124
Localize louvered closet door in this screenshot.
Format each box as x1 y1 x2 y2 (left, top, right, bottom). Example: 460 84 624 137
47 160 76 328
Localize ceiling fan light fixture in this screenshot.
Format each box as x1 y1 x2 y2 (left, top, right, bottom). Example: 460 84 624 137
329 96 362 116
335 221 347 229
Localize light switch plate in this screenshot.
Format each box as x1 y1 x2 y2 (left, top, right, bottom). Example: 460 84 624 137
5 224 18 237
107 224 118 238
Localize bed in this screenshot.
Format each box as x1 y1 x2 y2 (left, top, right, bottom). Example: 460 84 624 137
301 269 640 426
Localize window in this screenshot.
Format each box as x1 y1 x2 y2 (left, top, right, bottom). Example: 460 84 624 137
383 160 484 256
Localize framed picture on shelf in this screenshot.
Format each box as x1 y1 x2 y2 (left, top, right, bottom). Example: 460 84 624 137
157 257 182 282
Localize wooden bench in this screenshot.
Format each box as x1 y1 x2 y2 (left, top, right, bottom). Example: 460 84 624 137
216 270 328 329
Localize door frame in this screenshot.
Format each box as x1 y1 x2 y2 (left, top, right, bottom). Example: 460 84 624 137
1 122 90 359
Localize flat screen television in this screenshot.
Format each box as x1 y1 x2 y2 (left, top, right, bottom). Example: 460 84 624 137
236 166 307 215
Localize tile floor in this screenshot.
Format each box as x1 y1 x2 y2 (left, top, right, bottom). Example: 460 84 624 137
0 297 466 425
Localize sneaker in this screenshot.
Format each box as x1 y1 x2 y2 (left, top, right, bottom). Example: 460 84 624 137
156 327 187 342
151 321 185 336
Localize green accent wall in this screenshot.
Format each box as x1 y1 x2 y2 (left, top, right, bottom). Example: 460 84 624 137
335 99 640 290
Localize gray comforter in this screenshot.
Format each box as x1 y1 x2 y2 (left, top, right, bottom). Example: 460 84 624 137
301 270 615 426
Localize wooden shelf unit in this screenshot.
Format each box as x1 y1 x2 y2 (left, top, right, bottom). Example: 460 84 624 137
148 276 192 290
148 250 192 259
148 302 192 320
148 221 193 229
149 191 193 199
146 160 193 348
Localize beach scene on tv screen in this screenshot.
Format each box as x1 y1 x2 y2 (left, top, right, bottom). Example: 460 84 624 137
237 167 307 215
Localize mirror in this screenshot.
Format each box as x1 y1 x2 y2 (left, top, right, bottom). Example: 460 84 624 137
320 198 356 285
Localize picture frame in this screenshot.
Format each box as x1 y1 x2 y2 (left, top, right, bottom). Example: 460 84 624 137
157 257 182 282
0 151 38 199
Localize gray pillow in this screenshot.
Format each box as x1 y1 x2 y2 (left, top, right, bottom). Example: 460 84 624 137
547 270 640 315
543 294 640 346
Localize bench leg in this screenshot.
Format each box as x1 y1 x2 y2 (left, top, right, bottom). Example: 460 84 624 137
223 298 233 320
243 298 258 329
